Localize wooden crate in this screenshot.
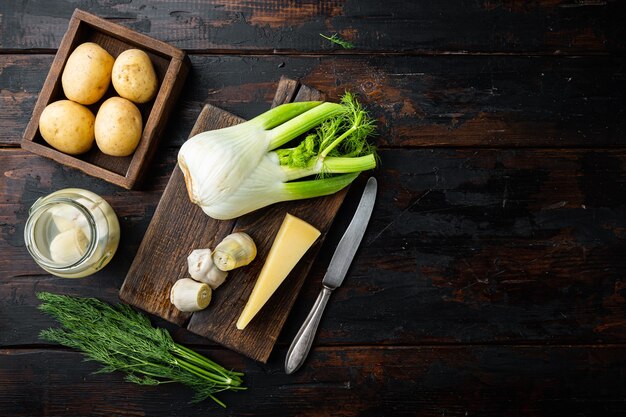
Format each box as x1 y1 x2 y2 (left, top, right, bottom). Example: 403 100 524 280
21 9 189 189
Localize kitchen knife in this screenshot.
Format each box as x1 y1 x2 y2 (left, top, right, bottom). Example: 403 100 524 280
285 177 378 374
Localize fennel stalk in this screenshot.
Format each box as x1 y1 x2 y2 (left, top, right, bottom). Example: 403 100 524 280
178 92 377 220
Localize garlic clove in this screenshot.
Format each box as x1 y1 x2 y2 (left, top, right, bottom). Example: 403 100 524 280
50 205 77 233
213 232 257 271
170 278 212 312
187 248 228 289
49 228 89 265
205 267 228 289
187 249 212 279
50 204 91 240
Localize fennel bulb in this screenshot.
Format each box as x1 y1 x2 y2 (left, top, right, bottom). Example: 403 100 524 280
178 93 377 220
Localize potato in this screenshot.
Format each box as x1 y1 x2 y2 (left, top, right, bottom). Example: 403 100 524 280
62 42 114 105
95 97 143 156
39 100 95 155
112 49 158 103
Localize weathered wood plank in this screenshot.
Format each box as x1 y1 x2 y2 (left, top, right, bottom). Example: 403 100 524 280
0 55 51 147
3 54 626 148
1 345 625 416
3 148 626 347
0 0 624 53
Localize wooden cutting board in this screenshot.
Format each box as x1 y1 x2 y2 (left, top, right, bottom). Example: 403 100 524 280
120 77 349 363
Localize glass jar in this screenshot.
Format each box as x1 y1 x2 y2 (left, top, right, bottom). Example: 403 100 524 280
24 188 120 278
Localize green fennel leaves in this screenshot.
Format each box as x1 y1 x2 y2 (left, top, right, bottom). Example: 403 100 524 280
37 292 245 407
320 33 355 49
276 92 377 174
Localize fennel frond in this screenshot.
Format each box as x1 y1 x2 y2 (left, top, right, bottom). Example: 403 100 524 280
320 33 355 49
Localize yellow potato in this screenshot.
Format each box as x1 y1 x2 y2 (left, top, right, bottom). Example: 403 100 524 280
112 49 158 103
95 97 143 156
62 42 114 105
39 100 95 155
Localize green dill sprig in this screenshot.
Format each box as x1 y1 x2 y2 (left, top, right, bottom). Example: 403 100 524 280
276 92 377 177
320 33 355 49
37 292 245 407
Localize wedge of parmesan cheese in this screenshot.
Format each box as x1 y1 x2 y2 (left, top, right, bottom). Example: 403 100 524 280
236 213 320 330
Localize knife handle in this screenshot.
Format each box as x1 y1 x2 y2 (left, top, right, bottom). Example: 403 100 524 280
285 285 333 374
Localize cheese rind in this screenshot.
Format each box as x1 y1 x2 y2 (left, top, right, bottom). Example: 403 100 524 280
236 213 321 330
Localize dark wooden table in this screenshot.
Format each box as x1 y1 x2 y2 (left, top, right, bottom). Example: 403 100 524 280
2 1 626 416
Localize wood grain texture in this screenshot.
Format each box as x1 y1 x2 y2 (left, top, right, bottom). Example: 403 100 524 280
120 78 350 362
3 148 626 348
4 54 625 148
1 346 625 417
20 10 189 189
3 2 626 415
0 1 624 54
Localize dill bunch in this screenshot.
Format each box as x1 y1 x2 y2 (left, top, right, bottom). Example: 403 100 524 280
37 292 245 407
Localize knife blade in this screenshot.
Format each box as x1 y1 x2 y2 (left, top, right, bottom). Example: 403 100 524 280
285 177 377 374
322 177 378 289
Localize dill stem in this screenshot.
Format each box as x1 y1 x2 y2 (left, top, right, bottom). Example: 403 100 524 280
176 358 234 385
174 344 229 372
173 347 220 372
175 353 235 384
172 344 244 380
210 394 227 408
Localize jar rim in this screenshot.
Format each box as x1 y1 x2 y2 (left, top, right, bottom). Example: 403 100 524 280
24 197 99 270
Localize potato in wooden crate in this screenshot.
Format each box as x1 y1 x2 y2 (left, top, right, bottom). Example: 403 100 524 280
21 9 189 189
